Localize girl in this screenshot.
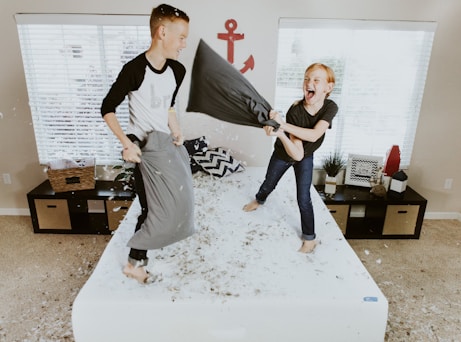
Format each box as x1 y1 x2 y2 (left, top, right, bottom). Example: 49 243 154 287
243 63 338 253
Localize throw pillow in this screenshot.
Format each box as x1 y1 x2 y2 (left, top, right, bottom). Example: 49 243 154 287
183 136 209 173
192 147 244 177
184 136 208 155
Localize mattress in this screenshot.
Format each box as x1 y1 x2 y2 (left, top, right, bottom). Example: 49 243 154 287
72 167 388 341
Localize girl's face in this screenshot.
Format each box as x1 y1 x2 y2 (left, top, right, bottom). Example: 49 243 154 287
303 68 334 105
162 19 189 60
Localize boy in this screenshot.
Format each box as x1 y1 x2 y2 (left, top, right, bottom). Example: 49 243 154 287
101 4 194 284
243 63 338 253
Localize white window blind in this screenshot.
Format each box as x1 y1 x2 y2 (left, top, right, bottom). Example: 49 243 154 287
15 14 150 165
275 19 436 168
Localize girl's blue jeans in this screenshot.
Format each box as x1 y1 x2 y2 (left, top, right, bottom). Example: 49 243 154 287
255 152 315 241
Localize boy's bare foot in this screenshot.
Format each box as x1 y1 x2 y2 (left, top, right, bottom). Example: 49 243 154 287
298 240 318 253
243 199 260 212
123 263 154 284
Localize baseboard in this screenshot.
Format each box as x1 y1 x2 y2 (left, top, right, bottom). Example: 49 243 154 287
1 208 460 222
424 212 461 221
0 208 31 216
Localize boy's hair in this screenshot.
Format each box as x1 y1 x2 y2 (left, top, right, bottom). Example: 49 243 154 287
306 63 335 98
149 4 189 37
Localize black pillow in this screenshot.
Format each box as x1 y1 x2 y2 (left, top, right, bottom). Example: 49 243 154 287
183 136 208 156
183 136 209 174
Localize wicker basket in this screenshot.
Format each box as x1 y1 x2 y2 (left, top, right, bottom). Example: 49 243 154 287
47 158 95 193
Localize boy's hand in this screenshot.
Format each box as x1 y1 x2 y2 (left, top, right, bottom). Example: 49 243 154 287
122 142 142 163
172 133 184 146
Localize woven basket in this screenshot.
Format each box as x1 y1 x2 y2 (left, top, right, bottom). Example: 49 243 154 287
47 159 95 193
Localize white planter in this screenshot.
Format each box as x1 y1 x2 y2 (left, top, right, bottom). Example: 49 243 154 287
325 175 337 195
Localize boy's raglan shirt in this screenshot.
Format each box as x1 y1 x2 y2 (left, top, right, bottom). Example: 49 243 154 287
101 53 186 141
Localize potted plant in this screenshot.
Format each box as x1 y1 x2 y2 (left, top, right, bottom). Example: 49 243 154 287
113 161 135 190
322 151 346 195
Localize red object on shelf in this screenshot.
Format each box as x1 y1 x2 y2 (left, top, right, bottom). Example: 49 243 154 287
383 145 400 177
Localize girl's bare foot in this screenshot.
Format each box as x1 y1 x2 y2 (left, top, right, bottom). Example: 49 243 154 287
123 263 154 284
243 199 260 212
298 240 318 253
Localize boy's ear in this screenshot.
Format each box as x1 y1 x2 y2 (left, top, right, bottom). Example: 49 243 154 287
154 25 166 39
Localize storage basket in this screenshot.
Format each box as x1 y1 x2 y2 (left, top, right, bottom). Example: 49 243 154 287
47 158 95 192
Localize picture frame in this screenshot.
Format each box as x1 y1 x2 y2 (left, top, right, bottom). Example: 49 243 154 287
345 154 383 187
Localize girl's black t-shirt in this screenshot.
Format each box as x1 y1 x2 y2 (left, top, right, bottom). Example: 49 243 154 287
274 98 338 162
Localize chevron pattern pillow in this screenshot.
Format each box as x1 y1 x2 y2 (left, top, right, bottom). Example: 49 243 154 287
192 147 244 177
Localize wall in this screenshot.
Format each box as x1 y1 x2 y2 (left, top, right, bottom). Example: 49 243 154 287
0 0 460 217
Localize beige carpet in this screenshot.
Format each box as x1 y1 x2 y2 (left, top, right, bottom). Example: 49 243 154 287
0 216 460 341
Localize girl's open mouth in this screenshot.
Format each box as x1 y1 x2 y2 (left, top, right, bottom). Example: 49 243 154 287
306 89 315 99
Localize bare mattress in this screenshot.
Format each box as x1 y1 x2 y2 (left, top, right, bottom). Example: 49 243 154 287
72 167 388 341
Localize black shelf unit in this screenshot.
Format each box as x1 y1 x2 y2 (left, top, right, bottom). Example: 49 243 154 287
27 180 135 234
315 184 427 239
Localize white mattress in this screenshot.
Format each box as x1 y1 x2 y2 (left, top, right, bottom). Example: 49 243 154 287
72 167 388 341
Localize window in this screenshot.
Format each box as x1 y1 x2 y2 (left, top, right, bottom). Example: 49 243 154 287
16 14 150 165
275 19 436 168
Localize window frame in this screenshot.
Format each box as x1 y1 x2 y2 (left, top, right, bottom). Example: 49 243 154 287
15 13 151 165
275 18 437 169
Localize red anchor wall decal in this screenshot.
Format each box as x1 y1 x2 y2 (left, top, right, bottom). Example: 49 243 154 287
217 19 254 74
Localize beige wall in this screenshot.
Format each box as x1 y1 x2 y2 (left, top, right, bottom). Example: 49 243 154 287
0 0 460 216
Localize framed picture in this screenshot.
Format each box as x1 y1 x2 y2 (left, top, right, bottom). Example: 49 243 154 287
345 154 383 187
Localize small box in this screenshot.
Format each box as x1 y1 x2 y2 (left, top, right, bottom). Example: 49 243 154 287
390 179 407 193
389 170 408 195
106 200 132 231
34 199 72 230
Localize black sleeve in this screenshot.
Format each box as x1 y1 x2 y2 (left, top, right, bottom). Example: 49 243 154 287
100 54 145 117
320 100 338 127
167 59 186 108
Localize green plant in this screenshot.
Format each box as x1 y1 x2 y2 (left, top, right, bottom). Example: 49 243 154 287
322 151 346 177
113 162 135 185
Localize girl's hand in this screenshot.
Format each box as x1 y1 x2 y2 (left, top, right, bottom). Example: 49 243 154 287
269 109 283 125
264 125 284 137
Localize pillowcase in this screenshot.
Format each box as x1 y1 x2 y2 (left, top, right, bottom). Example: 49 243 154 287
192 147 244 177
183 136 209 173
184 136 209 155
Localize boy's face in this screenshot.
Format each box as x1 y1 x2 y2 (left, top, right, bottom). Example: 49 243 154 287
303 68 333 105
161 19 189 60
